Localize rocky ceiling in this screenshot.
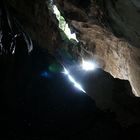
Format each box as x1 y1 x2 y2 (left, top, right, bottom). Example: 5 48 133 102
5 0 140 97
55 0 140 97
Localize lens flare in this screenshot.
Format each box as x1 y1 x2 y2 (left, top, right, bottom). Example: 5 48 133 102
63 67 86 93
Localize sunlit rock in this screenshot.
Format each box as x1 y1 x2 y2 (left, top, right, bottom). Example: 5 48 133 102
56 0 140 97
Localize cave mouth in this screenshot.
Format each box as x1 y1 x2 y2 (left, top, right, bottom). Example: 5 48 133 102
48 0 78 42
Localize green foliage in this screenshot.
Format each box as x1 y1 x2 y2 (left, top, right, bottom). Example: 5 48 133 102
59 16 66 31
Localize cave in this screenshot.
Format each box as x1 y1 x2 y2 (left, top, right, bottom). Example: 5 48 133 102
0 0 140 139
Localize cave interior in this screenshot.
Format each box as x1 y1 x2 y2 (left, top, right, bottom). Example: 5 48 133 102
0 0 140 139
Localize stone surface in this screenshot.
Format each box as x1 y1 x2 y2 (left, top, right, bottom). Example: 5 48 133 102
102 0 140 47
71 20 140 97
56 0 140 96
6 0 61 52
5 0 140 96
4 0 140 96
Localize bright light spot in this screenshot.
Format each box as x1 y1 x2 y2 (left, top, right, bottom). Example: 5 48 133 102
64 24 78 41
53 5 61 20
52 5 79 42
63 67 69 75
63 67 86 93
82 59 97 71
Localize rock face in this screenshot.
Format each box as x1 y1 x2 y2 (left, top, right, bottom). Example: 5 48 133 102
6 0 61 52
56 0 140 96
71 21 140 97
5 1 140 95
102 0 140 48
6 0 140 96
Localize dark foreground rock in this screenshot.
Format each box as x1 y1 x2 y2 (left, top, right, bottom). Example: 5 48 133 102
0 45 140 140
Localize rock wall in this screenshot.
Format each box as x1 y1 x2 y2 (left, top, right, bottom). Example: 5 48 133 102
6 0 61 52
56 0 140 96
102 0 140 47
71 20 140 96
5 0 140 96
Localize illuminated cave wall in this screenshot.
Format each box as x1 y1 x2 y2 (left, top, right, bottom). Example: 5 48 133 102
6 0 140 96
55 0 140 96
